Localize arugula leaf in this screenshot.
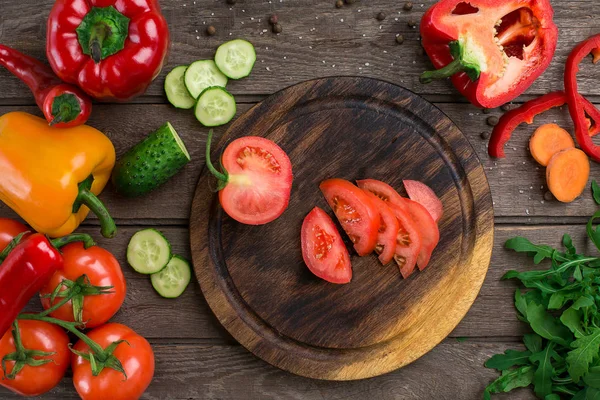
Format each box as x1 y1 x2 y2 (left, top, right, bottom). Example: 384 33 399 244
567 328 600 383
548 292 566 309
515 290 529 321
592 180 600 205
545 395 560 400
485 365 534 395
505 237 555 264
527 302 573 346
485 349 532 371
587 211 600 252
584 366 600 389
524 334 543 353
564 233 577 255
530 342 557 398
573 295 595 310
561 307 586 338
573 387 600 400
483 389 491 400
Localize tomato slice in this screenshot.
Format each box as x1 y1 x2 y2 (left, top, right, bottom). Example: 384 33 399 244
357 179 439 271
403 180 444 223
320 179 380 256
301 207 352 284
363 192 400 265
219 136 293 225
387 203 422 278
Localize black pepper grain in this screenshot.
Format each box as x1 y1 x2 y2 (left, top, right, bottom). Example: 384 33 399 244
486 116 500 127
544 191 555 202
408 19 417 28
501 103 517 112
404 2 413 11
272 23 282 33
482 108 491 114
376 12 386 21
206 25 216 36
480 131 490 140
396 35 405 45
335 0 343 7
269 14 278 25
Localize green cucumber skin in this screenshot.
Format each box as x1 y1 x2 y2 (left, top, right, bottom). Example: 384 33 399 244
112 123 191 197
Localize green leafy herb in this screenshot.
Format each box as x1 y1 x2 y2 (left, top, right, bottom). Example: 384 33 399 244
530 342 557 398
524 334 543 353
505 237 555 264
485 349 532 371
592 180 600 205
567 328 600 383
587 211 600 252
485 365 534 395
584 366 600 389
526 302 572 346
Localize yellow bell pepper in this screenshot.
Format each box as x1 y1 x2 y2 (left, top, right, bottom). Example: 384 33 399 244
0 112 117 238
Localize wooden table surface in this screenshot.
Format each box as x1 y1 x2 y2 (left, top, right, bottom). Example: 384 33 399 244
0 1 598 399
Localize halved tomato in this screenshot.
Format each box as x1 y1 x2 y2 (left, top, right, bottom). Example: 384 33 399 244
404 199 440 270
363 192 400 265
301 207 352 284
320 179 380 256
358 179 439 271
218 135 293 225
388 203 422 278
404 180 444 223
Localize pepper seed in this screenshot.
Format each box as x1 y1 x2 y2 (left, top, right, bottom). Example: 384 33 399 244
486 116 500 127
376 12 386 21
272 23 282 33
206 26 217 36
404 2 413 11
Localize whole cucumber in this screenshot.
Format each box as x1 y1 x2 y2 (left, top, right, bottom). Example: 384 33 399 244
112 122 191 197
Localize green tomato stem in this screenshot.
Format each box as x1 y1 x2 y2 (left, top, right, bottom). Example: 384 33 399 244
205 129 229 183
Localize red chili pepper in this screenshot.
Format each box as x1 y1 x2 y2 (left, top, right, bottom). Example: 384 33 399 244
565 34 600 162
0 233 95 338
420 0 558 108
488 91 600 158
0 45 92 128
47 0 169 102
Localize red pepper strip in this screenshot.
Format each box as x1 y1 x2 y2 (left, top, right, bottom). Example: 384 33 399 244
0 44 92 128
0 233 94 338
488 91 600 158
565 34 600 162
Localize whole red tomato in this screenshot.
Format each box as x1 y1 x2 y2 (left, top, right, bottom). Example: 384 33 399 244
0 320 70 396
40 242 126 328
0 218 28 252
72 323 154 400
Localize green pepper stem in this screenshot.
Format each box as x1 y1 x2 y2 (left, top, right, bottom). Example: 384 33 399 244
205 130 229 183
17 314 106 359
51 233 96 250
76 185 117 239
89 23 110 64
420 59 466 84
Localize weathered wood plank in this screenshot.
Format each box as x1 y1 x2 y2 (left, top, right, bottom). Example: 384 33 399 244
0 100 598 222
0 0 598 102
0 340 535 400
16 225 590 341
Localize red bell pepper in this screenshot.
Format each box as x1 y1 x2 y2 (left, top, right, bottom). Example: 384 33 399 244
0 233 95 338
420 0 558 108
0 45 92 128
46 0 169 102
488 91 600 158
565 34 600 162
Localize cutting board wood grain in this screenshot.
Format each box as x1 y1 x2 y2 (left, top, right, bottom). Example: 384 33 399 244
190 77 494 380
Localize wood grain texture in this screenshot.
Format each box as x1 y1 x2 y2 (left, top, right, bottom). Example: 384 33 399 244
190 77 494 380
0 340 536 400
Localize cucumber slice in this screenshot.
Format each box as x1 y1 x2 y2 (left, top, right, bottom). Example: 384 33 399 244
112 122 191 197
214 39 256 79
165 66 196 109
184 60 228 99
194 86 236 127
151 255 191 298
127 229 172 274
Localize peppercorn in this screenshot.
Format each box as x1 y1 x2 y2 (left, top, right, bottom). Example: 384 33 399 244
207 26 217 36
335 0 344 7
269 14 278 25
272 23 283 34
376 12 386 21
480 131 490 140
226 0 236 4
416 47 425 56
486 116 500 127
482 108 491 114
408 19 417 28
404 2 413 11
395 35 405 45
544 191 555 202
501 103 517 112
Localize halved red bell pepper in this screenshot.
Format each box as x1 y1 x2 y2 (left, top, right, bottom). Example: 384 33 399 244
46 0 169 102
420 0 558 108
565 34 600 162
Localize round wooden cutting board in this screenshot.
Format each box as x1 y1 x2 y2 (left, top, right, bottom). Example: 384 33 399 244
190 77 494 380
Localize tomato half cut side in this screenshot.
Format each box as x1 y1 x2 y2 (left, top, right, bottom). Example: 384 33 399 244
404 199 440 270
388 203 422 278
363 192 400 265
320 179 380 256
219 136 293 225
301 207 352 284
404 180 444 223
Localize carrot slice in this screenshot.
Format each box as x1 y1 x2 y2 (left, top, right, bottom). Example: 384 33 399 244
546 148 589 203
529 124 575 166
